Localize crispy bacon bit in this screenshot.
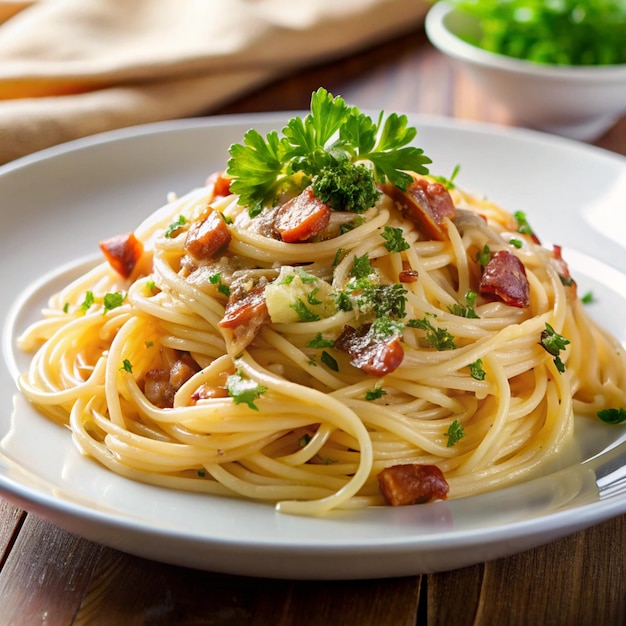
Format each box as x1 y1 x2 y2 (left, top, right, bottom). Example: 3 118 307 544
99 232 144 279
274 187 331 243
378 464 449 506
219 284 270 352
551 244 577 295
384 177 455 241
143 355 200 408
399 269 419 283
205 171 232 199
191 383 229 402
144 369 175 409
185 209 232 260
169 355 199 390
334 324 404 377
479 249 530 308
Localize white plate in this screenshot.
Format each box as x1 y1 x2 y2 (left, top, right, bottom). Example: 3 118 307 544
1 114 625 580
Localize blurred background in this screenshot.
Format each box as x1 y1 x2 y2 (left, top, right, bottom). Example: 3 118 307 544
1 0 624 165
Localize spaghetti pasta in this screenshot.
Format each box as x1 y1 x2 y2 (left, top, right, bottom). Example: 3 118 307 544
17 94 626 516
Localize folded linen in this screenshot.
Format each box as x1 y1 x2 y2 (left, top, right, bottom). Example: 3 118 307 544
0 0 428 164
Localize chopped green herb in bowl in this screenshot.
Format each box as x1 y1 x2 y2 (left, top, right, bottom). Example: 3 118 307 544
425 1 626 140
442 0 626 66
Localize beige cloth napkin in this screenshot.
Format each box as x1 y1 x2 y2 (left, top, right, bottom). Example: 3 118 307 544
0 0 429 165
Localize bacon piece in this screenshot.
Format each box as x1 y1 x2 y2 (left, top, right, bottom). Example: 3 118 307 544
552 244 577 285
399 269 419 283
169 354 199 390
185 209 231 260
205 170 232 199
191 383 229 402
479 249 530 308
384 178 455 241
274 187 331 243
378 464 449 506
219 284 270 352
143 355 199 408
143 369 175 409
334 324 404 377
99 232 144 279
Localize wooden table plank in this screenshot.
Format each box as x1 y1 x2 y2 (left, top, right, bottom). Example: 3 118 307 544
0 498 25 567
0 508 422 626
0 513 108 625
427 514 626 626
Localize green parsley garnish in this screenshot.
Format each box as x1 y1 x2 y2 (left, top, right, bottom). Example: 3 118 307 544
509 238 523 249
351 253 375 280
513 210 536 238
597 407 626 425
476 244 491 269
339 217 366 235
226 88 431 216
365 386 388 401
209 273 231 297
581 291 594 304
380 225 410 253
444 419 465 447
120 359 133 373
226 371 268 411
306 333 335 349
540 323 570 373
80 290 95 314
165 215 186 238
321 350 339 372
369 316 404 342
290 298 321 322
357 284 408 320
306 288 323 306
103 292 125 314
312 161 380 213
449 290 479 319
432 163 461 190
407 314 456 351
335 291 353 312
332 248 346 267
468 358 486 381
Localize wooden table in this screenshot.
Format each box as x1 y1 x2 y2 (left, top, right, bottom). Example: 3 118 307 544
1 25 625 626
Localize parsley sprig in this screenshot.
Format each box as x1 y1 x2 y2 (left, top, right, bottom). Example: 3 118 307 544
540 323 570 373
227 88 431 216
445 419 465 447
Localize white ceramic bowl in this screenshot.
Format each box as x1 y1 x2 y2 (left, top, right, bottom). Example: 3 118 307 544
425 2 626 140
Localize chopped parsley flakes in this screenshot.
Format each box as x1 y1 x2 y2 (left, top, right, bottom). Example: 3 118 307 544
226 371 268 411
165 215 187 238
468 358 486 380
380 225 410 253
540 323 570 373
445 419 465 447
407 314 456 351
